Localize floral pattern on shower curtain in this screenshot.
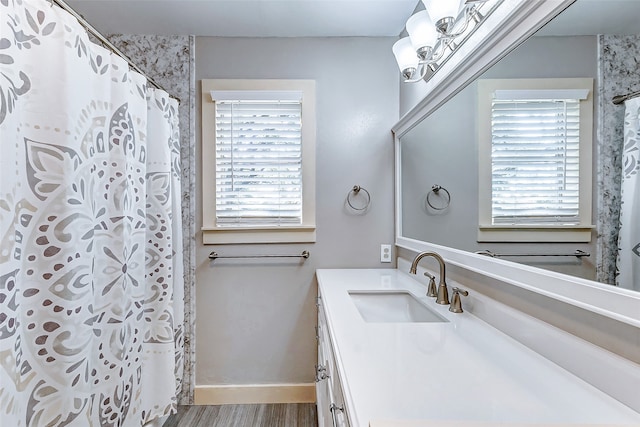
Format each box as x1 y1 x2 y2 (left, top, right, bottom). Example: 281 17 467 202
0 0 184 425
617 97 640 291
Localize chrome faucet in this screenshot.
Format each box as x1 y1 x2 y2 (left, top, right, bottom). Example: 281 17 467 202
409 251 449 305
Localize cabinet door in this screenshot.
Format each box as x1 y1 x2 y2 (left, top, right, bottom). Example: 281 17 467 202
316 371 333 427
316 293 350 427
328 368 349 427
316 296 332 427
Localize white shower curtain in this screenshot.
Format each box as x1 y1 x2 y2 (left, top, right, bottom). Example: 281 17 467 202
617 97 640 291
0 0 184 425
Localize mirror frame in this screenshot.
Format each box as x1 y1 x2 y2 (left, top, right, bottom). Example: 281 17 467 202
392 0 640 327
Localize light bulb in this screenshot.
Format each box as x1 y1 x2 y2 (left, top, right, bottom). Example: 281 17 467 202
392 37 419 79
421 0 464 33
406 10 438 59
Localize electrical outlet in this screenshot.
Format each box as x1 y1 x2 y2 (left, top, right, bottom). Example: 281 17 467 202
380 244 392 263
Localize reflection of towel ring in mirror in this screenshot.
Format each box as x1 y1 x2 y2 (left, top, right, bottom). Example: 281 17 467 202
426 185 451 210
347 185 371 211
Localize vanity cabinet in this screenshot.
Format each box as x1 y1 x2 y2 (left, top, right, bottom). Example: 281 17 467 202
315 268 640 426
316 293 350 427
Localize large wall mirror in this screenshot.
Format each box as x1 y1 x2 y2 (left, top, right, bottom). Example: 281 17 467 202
397 0 640 295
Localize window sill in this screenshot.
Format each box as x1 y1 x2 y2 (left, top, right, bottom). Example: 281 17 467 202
478 225 594 243
202 226 316 245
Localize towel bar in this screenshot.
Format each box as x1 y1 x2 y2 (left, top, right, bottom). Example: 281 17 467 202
209 250 310 260
475 249 589 258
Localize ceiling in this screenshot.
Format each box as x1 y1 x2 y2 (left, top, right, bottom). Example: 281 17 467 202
63 0 418 37
535 0 640 36
63 0 640 39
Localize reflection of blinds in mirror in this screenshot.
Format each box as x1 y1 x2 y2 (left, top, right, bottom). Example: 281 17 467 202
214 98 303 226
490 98 580 225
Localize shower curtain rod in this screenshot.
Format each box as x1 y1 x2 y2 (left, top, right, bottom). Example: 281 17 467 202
612 89 640 105
51 0 179 103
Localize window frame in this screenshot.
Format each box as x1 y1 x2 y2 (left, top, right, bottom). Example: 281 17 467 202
201 79 316 244
477 78 594 242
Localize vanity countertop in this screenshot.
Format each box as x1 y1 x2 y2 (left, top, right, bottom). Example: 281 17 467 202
316 268 640 427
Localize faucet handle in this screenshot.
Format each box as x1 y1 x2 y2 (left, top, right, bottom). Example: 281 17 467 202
449 287 469 313
424 272 438 298
423 272 438 297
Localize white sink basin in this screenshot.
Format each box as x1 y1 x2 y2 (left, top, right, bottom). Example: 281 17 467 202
348 290 449 323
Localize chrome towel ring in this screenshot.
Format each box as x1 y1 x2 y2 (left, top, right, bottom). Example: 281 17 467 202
347 185 371 211
426 185 451 210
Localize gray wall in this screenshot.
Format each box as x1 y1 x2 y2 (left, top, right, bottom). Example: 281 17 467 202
399 35 599 280
195 37 399 386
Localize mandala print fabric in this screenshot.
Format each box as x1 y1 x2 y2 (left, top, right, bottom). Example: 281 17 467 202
0 0 184 425
617 97 640 291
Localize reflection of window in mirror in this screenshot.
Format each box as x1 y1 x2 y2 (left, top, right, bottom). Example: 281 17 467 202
477 78 594 242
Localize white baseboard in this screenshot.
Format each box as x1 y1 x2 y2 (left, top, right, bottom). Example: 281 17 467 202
194 383 316 405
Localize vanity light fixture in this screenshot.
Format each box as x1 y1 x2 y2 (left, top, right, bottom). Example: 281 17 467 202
393 0 493 83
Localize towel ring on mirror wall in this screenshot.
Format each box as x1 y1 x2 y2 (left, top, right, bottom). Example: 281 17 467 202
426 185 451 210
347 185 371 211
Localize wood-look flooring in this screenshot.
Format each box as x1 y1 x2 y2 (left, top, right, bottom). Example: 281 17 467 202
163 404 318 427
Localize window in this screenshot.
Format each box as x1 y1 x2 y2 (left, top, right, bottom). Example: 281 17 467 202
201 80 316 244
477 78 593 242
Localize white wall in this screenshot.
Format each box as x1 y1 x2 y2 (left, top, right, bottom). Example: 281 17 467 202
194 37 399 390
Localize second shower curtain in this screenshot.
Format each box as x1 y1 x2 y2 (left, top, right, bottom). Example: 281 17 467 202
617 97 640 291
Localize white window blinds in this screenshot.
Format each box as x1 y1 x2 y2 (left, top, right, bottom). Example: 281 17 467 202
213 93 303 226
490 98 581 225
